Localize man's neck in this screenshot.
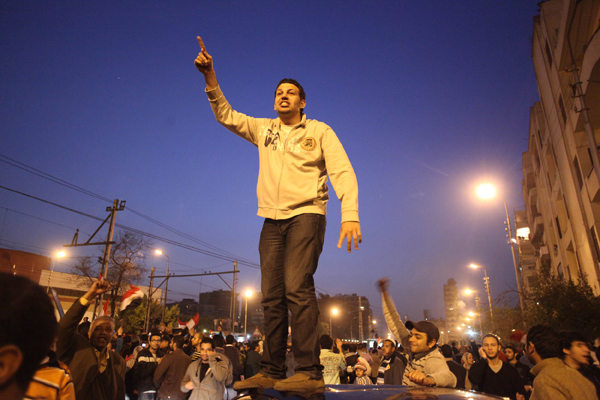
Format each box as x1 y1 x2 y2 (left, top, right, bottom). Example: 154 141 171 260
508 358 517 365
563 356 582 371
150 347 157 355
488 356 501 367
279 113 302 126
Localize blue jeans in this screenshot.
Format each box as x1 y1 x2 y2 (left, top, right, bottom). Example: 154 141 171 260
258 214 326 379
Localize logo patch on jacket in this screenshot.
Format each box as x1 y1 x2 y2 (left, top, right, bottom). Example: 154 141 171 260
264 129 280 150
300 137 316 151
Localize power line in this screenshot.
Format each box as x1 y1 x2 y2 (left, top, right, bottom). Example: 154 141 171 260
0 154 256 265
0 184 259 269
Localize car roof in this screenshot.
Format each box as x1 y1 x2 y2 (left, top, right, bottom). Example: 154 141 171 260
234 384 506 400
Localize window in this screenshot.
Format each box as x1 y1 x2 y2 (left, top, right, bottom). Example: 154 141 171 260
574 156 584 190
558 96 567 125
545 41 553 67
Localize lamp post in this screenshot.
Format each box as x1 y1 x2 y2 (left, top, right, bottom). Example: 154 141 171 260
476 184 525 313
244 290 253 339
155 250 170 323
46 251 66 293
465 288 487 334
330 308 338 337
468 311 483 338
469 264 494 331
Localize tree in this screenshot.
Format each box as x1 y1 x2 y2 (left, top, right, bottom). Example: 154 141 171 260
71 230 152 316
525 262 600 340
120 296 180 334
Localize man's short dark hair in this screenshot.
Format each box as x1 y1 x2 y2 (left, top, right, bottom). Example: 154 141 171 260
226 334 235 345
212 334 225 348
482 333 501 347
319 334 334 350
527 324 560 359
172 335 185 349
348 343 357 353
441 344 453 358
341 343 349 352
275 78 306 114
201 337 215 350
249 341 259 351
558 330 589 359
161 335 171 342
0 273 57 392
140 334 149 342
77 321 90 337
505 344 517 353
357 343 367 351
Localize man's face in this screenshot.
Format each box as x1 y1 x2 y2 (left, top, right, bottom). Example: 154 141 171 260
482 337 500 359
564 341 590 367
505 348 516 361
382 340 395 358
191 333 201 348
160 339 170 350
274 83 305 118
200 342 213 362
149 335 161 350
89 322 114 351
409 329 435 354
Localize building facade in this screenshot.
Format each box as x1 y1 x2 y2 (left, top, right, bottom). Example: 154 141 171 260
519 0 600 295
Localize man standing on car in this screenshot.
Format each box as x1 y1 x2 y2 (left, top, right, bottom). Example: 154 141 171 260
194 36 361 393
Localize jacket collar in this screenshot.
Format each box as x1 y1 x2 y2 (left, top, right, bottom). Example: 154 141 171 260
412 344 438 361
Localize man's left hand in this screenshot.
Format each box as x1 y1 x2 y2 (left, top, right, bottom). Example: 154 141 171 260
337 221 362 252
407 370 433 386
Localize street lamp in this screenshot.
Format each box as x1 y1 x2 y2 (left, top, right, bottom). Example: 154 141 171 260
47 251 66 293
476 183 525 313
330 308 338 337
469 264 494 331
155 250 170 323
244 290 253 339
464 289 485 335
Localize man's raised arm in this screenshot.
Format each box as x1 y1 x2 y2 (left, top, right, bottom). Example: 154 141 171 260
194 36 218 90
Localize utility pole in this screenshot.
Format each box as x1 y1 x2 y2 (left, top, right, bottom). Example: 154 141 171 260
64 199 125 320
97 199 121 317
358 296 363 342
231 261 237 331
145 267 155 333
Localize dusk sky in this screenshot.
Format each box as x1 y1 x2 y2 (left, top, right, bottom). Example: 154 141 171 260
1 1 541 326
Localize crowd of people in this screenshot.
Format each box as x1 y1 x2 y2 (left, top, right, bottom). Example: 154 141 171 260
3 272 600 400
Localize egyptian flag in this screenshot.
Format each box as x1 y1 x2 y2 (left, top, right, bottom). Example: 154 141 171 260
98 298 109 316
179 313 199 330
120 285 144 311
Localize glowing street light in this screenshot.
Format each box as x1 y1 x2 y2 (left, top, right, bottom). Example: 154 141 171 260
155 249 170 323
330 308 338 337
47 250 66 293
463 288 484 337
244 290 253 338
475 183 525 313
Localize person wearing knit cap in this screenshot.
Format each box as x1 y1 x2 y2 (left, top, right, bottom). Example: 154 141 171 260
376 338 407 385
353 360 371 385
378 278 456 388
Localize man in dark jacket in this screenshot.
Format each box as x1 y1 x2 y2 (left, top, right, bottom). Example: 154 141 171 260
441 344 466 389
56 280 127 400
244 341 261 379
134 333 165 399
154 335 190 400
376 339 407 385
469 334 525 400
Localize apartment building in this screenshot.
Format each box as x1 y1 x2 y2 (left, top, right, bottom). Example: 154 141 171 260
519 0 600 295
